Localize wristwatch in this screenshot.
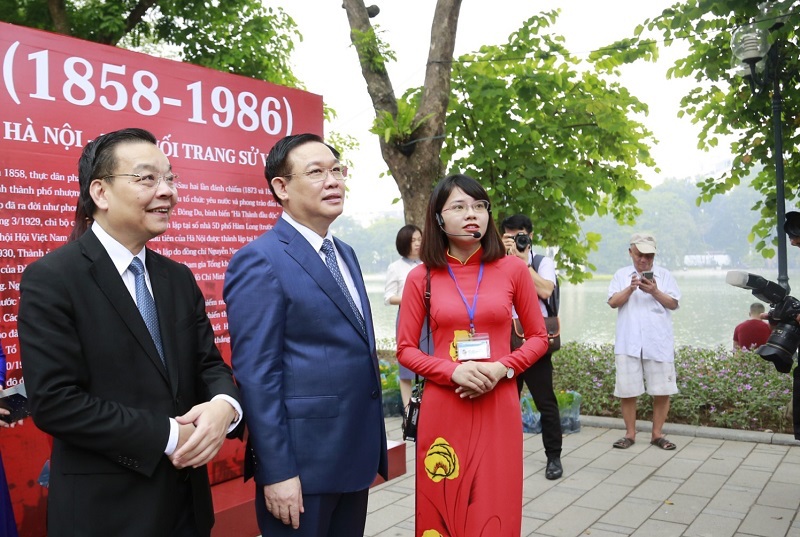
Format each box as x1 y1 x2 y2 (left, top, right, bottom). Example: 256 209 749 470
505 366 515 379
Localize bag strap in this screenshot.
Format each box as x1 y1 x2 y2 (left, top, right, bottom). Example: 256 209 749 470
512 318 525 339
531 254 556 318
413 268 431 392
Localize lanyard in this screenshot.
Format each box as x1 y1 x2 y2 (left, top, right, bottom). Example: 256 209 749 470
447 262 484 335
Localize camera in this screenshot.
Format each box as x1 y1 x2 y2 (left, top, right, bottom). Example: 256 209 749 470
726 271 800 373
514 232 531 252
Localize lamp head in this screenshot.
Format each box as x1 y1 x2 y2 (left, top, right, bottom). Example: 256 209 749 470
731 24 769 64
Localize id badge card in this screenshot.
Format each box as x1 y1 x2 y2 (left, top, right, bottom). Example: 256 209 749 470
455 332 491 361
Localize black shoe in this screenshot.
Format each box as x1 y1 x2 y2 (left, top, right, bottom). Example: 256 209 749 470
545 457 563 480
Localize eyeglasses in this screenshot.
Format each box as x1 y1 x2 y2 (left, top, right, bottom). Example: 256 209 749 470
440 200 490 215
101 173 178 191
284 165 348 183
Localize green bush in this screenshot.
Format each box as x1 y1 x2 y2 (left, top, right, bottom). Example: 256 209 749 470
524 389 581 412
379 357 400 392
553 342 794 433
377 339 793 433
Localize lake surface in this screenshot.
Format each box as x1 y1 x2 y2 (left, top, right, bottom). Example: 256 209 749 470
364 269 800 349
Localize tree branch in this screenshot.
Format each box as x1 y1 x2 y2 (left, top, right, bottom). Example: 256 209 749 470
415 0 462 141
125 0 160 36
341 0 398 118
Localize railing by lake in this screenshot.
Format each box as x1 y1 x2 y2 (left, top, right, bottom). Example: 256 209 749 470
364 268 796 350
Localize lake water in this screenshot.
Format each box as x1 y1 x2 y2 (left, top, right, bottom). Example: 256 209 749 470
364 269 800 349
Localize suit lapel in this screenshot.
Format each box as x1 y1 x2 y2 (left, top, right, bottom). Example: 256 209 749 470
80 232 170 384
276 220 368 342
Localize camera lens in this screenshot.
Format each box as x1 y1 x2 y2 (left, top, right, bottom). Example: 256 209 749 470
756 322 800 373
514 232 531 252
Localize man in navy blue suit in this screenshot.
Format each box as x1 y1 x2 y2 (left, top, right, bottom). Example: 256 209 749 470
224 133 388 536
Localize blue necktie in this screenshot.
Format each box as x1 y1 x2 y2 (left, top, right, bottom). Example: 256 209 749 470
128 257 166 366
320 239 366 335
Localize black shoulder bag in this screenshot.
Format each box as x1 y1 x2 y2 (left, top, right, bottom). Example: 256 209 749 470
402 268 430 442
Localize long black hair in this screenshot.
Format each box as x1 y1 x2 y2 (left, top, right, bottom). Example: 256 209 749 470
420 174 504 268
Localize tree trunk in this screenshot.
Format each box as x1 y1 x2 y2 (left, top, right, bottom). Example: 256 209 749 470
47 0 70 35
342 0 462 228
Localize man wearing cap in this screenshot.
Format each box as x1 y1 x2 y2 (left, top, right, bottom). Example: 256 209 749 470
607 233 681 451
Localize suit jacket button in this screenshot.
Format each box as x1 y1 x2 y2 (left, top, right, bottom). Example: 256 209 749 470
371 391 378 399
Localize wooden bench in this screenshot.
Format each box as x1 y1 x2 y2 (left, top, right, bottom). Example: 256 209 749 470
211 440 406 537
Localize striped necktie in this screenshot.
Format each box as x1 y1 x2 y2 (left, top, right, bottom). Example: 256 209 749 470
320 239 366 335
128 257 166 366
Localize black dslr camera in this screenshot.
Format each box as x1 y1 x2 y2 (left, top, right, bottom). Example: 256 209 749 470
726 271 800 373
514 232 531 252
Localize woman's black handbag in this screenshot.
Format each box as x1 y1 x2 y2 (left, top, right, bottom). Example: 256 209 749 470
401 384 422 442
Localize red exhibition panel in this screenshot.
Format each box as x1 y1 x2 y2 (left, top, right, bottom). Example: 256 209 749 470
0 21 323 535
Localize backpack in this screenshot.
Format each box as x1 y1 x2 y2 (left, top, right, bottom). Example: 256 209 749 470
532 254 559 316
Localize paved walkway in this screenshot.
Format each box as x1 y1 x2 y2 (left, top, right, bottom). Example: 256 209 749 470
365 416 800 537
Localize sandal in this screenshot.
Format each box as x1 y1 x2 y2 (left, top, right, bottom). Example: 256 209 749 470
650 437 676 450
612 437 635 449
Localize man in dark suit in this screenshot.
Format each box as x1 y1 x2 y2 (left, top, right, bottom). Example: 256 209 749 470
18 128 242 537
224 133 388 536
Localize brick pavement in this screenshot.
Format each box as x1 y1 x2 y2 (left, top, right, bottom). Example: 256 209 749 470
365 416 800 537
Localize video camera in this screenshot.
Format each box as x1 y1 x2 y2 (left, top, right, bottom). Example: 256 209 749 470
726 271 800 373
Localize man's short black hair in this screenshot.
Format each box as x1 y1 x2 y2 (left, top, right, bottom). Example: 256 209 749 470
500 214 532 234
263 133 341 206
785 211 800 238
78 128 157 218
70 128 157 242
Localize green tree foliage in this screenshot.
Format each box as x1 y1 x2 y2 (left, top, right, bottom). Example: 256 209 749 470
0 0 300 86
584 175 768 274
589 0 800 260
441 11 656 281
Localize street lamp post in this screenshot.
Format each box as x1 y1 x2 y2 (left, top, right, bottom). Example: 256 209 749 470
731 2 790 291
771 48 788 292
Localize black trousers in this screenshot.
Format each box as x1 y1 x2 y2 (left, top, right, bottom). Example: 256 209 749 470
171 481 202 537
517 352 562 458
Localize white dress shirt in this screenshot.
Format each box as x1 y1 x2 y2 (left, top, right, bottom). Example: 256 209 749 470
281 212 364 316
384 257 422 306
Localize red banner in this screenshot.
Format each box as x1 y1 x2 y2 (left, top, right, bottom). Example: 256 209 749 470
0 22 322 534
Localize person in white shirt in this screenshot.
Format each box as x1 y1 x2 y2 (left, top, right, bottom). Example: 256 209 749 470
384 225 425 408
607 232 680 451
501 214 563 480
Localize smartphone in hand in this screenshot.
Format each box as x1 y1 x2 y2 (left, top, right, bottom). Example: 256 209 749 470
641 271 654 281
